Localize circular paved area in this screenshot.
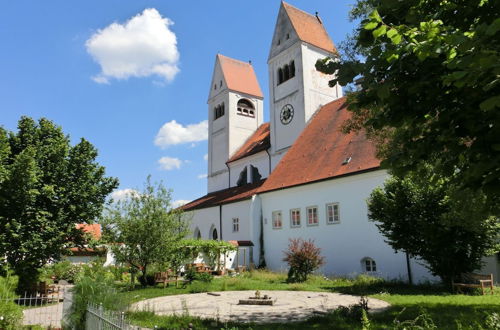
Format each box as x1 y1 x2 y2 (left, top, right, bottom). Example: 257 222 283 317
131 290 390 323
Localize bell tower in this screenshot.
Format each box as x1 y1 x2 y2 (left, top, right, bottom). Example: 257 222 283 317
268 2 342 166
207 54 264 193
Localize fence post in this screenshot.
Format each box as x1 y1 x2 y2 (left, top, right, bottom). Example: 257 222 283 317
120 311 125 328
98 303 103 330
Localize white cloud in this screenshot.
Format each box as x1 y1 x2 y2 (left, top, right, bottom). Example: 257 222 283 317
203 154 208 161
86 8 180 84
158 156 182 170
154 120 208 148
172 199 191 208
197 174 207 179
110 188 138 201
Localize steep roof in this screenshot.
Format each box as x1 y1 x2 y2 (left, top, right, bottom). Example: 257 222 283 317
217 54 263 98
182 180 265 211
282 2 337 54
76 223 101 240
259 97 380 193
227 123 271 163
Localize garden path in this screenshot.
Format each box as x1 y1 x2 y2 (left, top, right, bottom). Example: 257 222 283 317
130 290 390 323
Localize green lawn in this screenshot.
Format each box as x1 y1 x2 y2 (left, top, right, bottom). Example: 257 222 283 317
117 271 500 330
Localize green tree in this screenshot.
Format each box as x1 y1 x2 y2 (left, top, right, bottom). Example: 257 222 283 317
316 0 500 201
368 169 499 285
102 177 189 286
0 117 118 291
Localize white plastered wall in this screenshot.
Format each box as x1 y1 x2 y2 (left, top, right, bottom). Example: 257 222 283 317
228 151 270 187
260 170 437 283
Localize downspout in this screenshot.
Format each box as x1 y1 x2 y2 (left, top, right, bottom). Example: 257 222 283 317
219 204 223 241
226 163 231 188
265 149 271 175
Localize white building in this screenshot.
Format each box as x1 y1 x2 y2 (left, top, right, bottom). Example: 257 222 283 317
181 2 438 282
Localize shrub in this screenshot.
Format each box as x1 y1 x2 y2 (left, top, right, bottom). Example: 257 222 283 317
283 238 325 283
0 272 23 329
184 267 197 283
195 272 213 283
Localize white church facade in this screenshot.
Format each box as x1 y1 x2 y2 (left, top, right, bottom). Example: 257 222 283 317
182 2 436 282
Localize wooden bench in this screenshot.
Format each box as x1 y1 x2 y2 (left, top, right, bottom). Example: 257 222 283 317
154 271 178 288
452 273 494 295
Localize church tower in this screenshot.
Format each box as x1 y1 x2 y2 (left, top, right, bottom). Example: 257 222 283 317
268 2 342 166
207 54 264 193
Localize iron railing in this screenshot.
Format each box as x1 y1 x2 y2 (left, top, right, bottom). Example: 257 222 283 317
86 302 140 330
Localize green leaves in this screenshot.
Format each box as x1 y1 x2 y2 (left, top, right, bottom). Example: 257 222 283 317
480 96 500 111
317 0 500 199
0 117 118 290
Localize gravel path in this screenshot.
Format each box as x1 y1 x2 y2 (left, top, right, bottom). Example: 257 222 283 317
131 290 390 323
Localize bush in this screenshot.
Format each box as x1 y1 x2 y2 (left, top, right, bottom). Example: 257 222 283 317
283 238 325 283
0 272 23 329
195 272 213 283
184 267 197 283
40 260 83 283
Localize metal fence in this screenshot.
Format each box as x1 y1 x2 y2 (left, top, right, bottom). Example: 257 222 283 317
0 285 69 328
86 302 141 330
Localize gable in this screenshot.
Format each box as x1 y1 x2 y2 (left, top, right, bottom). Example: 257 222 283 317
269 2 337 60
209 54 263 100
269 4 300 60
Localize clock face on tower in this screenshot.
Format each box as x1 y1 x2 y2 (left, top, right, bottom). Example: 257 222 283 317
280 104 294 125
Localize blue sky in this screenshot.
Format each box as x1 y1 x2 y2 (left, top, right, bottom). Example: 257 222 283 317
0 0 356 205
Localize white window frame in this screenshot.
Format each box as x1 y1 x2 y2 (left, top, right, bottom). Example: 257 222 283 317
290 208 301 228
272 211 282 229
326 203 340 224
306 206 318 226
232 218 239 232
362 258 377 273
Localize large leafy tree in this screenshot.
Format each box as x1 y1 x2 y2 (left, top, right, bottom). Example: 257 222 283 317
102 177 189 286
0 117 118 291
368 169 499 285
316 0 500 201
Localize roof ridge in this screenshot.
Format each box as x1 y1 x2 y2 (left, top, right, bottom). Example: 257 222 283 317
218 53 252 66
282 1 318 21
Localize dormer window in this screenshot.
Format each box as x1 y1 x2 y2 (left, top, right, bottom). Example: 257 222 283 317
214 102 225 120
277 60 295 85
237 99 255 117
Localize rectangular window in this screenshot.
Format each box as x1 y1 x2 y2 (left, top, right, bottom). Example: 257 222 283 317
272 211 282 229
290 209 301 227
326 203 340 224
232 218 239 232
306 206 318 226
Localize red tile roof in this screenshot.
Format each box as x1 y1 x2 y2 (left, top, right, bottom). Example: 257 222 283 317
282 2 337 54
259 97 380 193
181 180 265 211
76 223 102 240
218 54 263 98
227 123 270 163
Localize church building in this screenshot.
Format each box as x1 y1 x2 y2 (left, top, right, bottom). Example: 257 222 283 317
181 2 436 282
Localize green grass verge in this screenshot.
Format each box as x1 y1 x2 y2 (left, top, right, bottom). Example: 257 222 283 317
117 271 500 330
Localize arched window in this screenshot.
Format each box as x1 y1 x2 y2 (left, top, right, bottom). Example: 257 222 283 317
283 64 290 81
278 68 284 85
214 103 225 120
212 228 218 240
237 99 255 117
289 60 295 78
193 227 201 239
361 257 377 273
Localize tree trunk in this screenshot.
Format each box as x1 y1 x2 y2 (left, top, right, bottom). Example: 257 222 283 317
139 265 148 286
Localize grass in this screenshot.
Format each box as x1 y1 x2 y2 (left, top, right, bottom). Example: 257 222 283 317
117 270 500 329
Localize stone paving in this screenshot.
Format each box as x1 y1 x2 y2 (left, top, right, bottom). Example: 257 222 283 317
131 290 390 323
